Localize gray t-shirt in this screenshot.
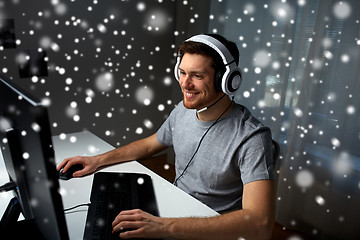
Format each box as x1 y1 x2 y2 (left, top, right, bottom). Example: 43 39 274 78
156 101 274 213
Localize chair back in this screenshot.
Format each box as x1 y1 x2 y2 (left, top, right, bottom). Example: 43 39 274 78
272 140 280 167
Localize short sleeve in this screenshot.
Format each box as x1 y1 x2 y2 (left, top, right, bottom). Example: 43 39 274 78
156 102 186 147
238 127 274 185
156 115 173 147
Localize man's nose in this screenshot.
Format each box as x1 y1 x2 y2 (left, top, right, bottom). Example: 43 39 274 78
180 75 193 88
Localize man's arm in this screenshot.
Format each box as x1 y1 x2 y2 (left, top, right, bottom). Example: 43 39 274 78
57 133 167 177
112 179 275 240
96 133 167 166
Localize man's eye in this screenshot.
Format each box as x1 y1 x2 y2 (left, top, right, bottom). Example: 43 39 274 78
194 75 203 79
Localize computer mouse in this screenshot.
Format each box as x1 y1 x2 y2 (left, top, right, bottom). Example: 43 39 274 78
58 164 83 180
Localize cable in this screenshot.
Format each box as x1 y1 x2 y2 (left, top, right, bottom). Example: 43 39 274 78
197 94 226 113
174 97 234 186
0 181 17 192
64 203 91 212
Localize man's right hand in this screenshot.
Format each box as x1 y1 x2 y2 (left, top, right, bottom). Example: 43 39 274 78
56 155 100 178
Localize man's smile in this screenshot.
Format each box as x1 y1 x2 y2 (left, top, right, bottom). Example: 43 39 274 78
184 90 200 98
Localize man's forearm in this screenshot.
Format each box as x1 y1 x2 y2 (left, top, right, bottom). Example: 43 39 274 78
164 209 274 240
96 133 166 167
96 140 148 166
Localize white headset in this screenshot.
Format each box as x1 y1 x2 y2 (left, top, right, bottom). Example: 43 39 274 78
174 34 242 96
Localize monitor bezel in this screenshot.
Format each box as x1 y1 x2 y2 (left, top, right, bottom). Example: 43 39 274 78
0 76 69 240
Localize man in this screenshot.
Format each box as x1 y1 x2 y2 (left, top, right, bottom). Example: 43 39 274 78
58 34 275 240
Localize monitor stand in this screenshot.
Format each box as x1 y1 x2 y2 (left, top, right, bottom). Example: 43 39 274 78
0 197 44 239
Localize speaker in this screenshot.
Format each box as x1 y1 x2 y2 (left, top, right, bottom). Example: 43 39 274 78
174 34 242 96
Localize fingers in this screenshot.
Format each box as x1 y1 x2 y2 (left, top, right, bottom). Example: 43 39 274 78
118 227 145 239
112 220 143 235
112 209 166 239
57 156 83 172
112 209 143 228
72 165 89 177
112 209 145 234
72 167 84 177
56 157 70 171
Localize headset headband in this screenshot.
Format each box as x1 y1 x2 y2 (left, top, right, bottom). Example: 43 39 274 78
185 34 236 67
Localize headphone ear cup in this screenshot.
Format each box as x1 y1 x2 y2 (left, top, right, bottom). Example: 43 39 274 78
174 56 181 81
224 70 242 95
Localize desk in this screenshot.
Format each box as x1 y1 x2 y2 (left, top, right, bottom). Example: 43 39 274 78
1 131 218 239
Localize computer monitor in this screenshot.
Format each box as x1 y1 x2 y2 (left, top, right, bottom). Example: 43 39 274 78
0 76 69 239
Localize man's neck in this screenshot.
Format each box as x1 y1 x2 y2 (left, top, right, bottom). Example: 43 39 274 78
197 96 234 122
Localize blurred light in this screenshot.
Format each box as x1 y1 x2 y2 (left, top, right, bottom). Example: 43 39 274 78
333 1 351 19
135 86 154 106
295 169 314 188
315 195 325 206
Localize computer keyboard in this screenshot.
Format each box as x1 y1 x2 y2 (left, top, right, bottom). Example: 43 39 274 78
83 172 160 240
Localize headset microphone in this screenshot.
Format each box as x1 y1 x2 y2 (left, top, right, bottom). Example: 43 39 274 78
196 94 226 113
196 108 208 114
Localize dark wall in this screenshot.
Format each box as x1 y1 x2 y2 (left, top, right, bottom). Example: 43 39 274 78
1 0 190 147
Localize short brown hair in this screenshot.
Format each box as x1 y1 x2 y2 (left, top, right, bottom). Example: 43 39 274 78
176 40 223 73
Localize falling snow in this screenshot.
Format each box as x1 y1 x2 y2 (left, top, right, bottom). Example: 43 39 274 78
0 0 360 239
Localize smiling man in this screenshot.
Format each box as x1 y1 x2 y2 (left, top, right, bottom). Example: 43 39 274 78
58 34 275 240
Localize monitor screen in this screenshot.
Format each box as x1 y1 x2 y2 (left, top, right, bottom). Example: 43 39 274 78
0 76 69 240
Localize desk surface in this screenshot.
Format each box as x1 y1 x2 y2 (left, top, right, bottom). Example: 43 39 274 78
1 131 218 240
